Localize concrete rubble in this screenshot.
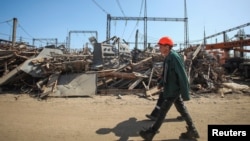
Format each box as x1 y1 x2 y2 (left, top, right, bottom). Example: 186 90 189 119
0 37 249 100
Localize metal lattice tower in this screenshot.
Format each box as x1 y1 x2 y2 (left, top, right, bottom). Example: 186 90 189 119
106 0 189 49
32 38 58 47
67 30 98 50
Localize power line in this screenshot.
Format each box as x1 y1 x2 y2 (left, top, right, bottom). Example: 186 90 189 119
116 0 126 17
91 0 109 14
0 19 13 24
18 24 34 39
115 0 127 39
121 21 127 39
139 0 144 17
0 32 10 37
113 21 117 35
127 0 144 41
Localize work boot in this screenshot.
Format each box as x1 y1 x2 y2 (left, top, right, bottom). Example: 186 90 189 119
180 126 200 139
139 127 157 141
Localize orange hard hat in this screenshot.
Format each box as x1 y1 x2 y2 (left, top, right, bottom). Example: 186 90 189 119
158 36 174 47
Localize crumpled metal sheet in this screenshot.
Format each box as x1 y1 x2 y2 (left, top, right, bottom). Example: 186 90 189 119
51 73 96 97
20 48 63 77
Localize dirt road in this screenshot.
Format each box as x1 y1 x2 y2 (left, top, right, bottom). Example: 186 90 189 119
0 93 249 141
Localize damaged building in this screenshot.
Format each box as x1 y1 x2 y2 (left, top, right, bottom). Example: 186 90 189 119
0 35 250 100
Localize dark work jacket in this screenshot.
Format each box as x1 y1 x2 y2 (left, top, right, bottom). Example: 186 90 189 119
159 50 190 101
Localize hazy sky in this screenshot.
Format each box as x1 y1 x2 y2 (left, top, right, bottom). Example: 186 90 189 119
1 0 250 50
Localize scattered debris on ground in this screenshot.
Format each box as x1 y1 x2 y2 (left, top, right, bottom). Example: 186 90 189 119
0 37 250 100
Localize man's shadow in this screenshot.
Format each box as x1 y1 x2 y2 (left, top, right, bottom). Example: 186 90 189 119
96 117 190 141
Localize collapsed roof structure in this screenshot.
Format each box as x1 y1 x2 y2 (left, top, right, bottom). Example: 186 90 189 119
0 36 249 100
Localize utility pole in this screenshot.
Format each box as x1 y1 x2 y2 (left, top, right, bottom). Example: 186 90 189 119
184 0 189 48
135 29 138 49
144 0 147 50
12 18 18 49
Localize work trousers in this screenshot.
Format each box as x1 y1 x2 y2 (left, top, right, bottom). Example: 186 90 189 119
150 92 164 117
151 96 195 132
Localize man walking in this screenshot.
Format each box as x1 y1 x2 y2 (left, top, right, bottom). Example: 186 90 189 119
139 36 200 140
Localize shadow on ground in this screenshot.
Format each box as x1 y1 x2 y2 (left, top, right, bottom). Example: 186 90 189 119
96 117 191 141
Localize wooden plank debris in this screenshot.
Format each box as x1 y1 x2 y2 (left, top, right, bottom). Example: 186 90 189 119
1 36 249 99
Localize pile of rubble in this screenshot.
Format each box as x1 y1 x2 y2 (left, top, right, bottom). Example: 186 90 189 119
184 45 250 97
0 37 249 99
